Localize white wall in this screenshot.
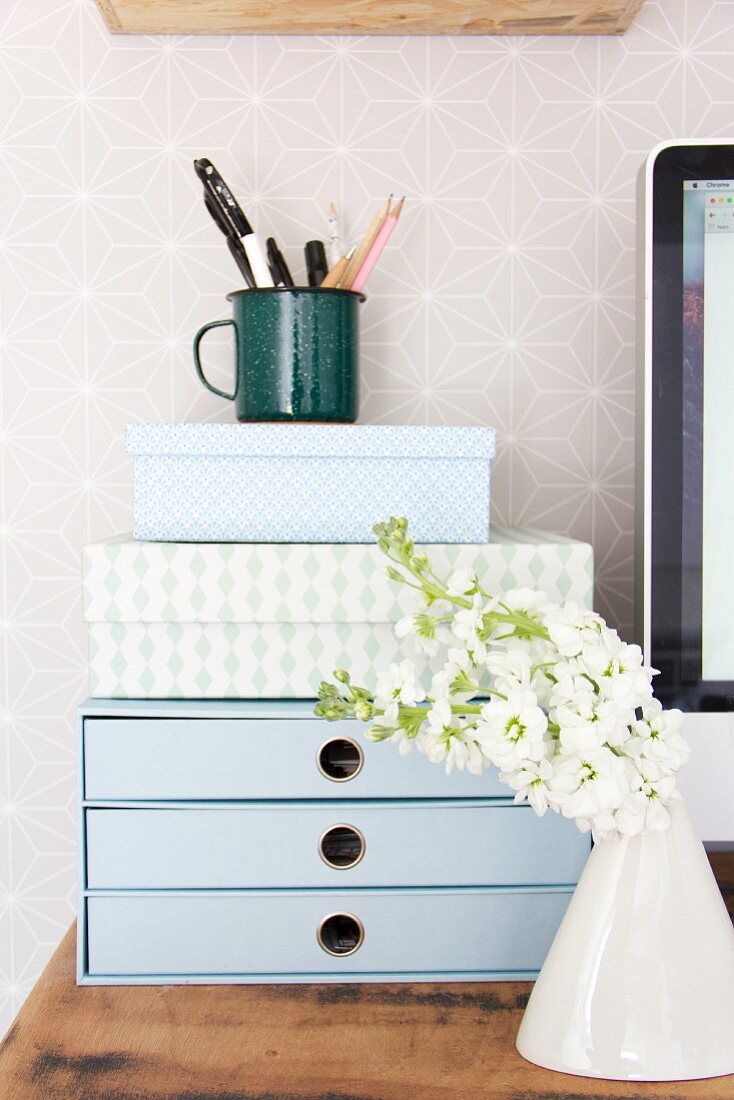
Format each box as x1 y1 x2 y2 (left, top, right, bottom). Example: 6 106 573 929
1 0 733 1029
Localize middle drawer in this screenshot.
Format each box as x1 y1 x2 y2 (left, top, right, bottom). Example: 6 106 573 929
85 802 590 889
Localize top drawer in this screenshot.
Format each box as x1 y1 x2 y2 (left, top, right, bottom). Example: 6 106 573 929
83 717 506 801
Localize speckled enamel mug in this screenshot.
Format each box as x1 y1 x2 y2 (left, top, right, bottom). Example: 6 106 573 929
193 287 363 422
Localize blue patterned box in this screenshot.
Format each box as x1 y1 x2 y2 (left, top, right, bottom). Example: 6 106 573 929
126 423 496 543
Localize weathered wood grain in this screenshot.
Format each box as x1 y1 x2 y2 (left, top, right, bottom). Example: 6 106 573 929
93 0 646 37
1 912 733 1100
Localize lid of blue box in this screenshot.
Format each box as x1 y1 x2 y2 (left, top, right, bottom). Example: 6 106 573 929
125 423 496 460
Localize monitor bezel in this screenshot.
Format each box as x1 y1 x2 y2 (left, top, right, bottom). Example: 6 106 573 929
641 140 734 712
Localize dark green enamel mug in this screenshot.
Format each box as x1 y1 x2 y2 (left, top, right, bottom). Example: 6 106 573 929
193 287 363 422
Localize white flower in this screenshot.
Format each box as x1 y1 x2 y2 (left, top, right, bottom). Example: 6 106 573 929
339 527 689 841
394 614 450 657
446 568 477 596
374 660 425 711
549 671 596 710
484 648 533 693
554 704 608 755
388 726 426 758
613 763 679 836
430 660 476 704
475 689 548 770
424 728 484 776
394 615 415 639
452 594 486 643
426 696 452 734
447 646 475 672
501 588 548 612
548 748 630 822
380 700 399 726
430 669 453 702
501 758 553 815
420 699 483 776
631 702 690 773
579 637 654 709
542 602 604 658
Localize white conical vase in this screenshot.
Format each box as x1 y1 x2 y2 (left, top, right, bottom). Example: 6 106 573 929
516 799 734 1081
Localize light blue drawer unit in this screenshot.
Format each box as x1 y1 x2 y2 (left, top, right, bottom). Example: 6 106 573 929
85 803 589 889
78 699 590 985
86 890 573 981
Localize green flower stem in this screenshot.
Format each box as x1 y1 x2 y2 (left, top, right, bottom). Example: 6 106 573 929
381 546 473 609
489 608 551 641
383 702 486 719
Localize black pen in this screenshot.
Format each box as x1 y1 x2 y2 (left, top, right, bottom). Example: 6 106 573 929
266 237 295 288
200 189 255 287
194 159 273 287
305 240 328 286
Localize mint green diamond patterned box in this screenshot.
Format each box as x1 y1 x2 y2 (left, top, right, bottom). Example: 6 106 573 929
82 530 593 699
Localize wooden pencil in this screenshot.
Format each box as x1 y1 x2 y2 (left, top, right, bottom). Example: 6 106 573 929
349 197 404 293
321 247 355 288
340 195 392 290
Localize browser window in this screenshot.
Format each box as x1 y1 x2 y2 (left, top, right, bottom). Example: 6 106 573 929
700 185 734 678
683 180 734 680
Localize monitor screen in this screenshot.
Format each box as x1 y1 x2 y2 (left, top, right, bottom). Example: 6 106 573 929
648 145 734 710
683 181 734 681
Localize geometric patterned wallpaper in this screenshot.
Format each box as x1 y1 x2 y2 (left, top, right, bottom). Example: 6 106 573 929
1 0 733 1032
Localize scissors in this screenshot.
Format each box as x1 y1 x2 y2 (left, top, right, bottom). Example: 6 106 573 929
193 158 256 288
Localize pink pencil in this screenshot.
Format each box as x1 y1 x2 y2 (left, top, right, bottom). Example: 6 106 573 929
348 197 404 293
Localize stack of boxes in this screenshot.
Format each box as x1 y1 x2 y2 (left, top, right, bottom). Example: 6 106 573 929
77 423 593 985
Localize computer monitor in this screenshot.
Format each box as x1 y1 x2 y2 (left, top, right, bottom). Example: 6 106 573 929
638 141 734 842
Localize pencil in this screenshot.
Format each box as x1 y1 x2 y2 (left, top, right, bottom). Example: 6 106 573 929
321 246 355 288
349 197 404 293
340 195 392 290
327 202 341 267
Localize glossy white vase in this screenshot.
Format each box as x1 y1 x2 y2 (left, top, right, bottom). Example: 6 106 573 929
516 799 734 1081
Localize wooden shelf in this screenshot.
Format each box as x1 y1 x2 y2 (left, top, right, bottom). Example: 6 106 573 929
94 0 646 37
2 916 733 1099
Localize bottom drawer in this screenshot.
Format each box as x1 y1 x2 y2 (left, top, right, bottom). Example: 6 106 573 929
84 888 571 981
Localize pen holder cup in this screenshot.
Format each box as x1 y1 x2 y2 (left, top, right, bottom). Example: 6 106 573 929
193 287 364 423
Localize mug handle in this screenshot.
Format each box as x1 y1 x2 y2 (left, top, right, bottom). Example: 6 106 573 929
193 319 239 401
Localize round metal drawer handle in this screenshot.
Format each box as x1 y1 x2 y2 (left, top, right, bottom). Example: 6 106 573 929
318 824 366 870
317 912 365 957
316 736 364 782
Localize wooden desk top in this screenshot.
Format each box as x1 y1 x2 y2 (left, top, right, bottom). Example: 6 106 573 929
0 923 732 1100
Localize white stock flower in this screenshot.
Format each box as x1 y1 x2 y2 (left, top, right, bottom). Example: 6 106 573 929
388 726 426 757
452 594 486 643
554 704 608 755
394 614 449 657
352 532 689 841
374 660 425 712
579 636 654 709
447 645 475 671
613 762 679 836
475 689 548 770
484 648 533 693
430 669 453 701
426 696 452 734
501 588 548 612
394 615 415 639
549 671 596 710
420 698 483 776
430 657 476 705
446 568 477 596
548 748 629 822
542 602 604 658
501 758 553 815
630 701 690 773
